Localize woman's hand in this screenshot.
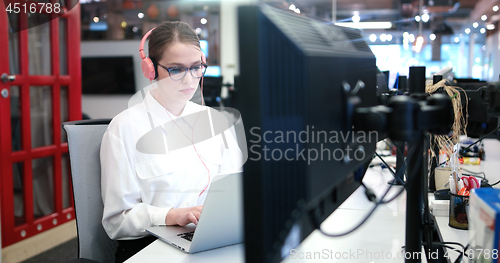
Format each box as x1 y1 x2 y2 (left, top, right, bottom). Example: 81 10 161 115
165 206 203 226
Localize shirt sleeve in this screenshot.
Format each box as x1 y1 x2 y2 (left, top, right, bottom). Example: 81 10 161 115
100 130 172 240
218 125 244 175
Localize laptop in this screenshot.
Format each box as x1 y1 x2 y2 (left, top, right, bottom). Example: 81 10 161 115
146 172 243 253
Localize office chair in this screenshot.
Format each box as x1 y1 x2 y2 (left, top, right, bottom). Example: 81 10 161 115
63 119 118 263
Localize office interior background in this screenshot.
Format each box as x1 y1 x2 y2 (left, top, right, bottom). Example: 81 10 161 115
1 0 499 262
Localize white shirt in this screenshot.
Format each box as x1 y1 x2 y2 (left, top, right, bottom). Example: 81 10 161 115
100 90 243 240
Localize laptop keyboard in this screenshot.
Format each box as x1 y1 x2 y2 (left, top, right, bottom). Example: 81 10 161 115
177 231 194 242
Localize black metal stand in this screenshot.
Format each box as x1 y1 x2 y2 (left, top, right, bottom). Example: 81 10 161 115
388 140 406 185
353 66 454 263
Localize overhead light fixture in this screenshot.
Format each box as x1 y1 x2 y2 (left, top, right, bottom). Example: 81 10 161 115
352 11 360 23
465 28 471 34
486 23 495 30
201 18 208 24
480 28 486 34
369 34 377 42
380 34 387 42
138 12 144 19
494 5 499 12
454 37 459 43
386 34 393 41
421 13 430 23
289 4 296 11
408 34 415 42
482 15 488 21
93 17 99 23
429 33 436 41
473 22 479 28
335 22 392 29
415 15 421 22
294 8 300 14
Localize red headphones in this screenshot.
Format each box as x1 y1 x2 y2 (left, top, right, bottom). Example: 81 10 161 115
139 27 207 81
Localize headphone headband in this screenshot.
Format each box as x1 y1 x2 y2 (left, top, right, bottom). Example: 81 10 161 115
139 27 156 60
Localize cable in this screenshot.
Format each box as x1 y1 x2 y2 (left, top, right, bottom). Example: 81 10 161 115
311 158 407 237
461 168 486 181
374 151 406 187
461 126 500 152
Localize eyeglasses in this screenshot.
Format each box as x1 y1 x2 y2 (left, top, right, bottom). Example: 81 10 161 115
157 63 208 81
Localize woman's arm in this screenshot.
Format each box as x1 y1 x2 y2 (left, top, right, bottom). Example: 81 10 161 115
100 131 172 240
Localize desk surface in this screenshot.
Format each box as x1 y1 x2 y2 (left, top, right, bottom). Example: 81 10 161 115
126 139 500 263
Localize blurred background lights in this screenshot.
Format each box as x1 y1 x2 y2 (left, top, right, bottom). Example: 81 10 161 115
380 34 387 42
352 11 360 23
421 13 430 22
408 34 415 42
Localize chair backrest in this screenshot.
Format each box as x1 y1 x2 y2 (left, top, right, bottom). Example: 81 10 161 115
63 119 117 263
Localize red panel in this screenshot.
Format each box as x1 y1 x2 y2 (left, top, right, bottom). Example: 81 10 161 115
0 0 80 247
0 3 13 248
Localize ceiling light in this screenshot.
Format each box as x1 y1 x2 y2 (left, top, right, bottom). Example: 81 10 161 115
380 34 387 42
487 24 495 30
386 34 393 41
494 5 499 12
465 28 471 34
138 12 144 19
473 22 479 28
201 18 207 24
480 28 486 34
408 34 415 42
335 22 392 29
429 33 436 41
454 37 459 43
369 34 377 42
415 15 421 22
294 8 300 14
289 4 296 11
421 13 430 23
352 11 360 23
481 15 487 21
93 17 99 23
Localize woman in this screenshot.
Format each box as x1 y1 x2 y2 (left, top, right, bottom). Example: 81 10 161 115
100 21 242 262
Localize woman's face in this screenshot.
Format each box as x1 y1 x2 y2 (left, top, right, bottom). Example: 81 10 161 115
156 42 202 105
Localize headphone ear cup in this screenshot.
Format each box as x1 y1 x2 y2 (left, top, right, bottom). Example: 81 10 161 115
151 58 159 80
141 57 156 81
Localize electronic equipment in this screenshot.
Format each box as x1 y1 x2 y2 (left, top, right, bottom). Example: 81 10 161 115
81 56 136 94
236 5 378 263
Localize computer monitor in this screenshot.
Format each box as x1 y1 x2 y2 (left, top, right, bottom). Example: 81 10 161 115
236 5 379 263
81 56 136 94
